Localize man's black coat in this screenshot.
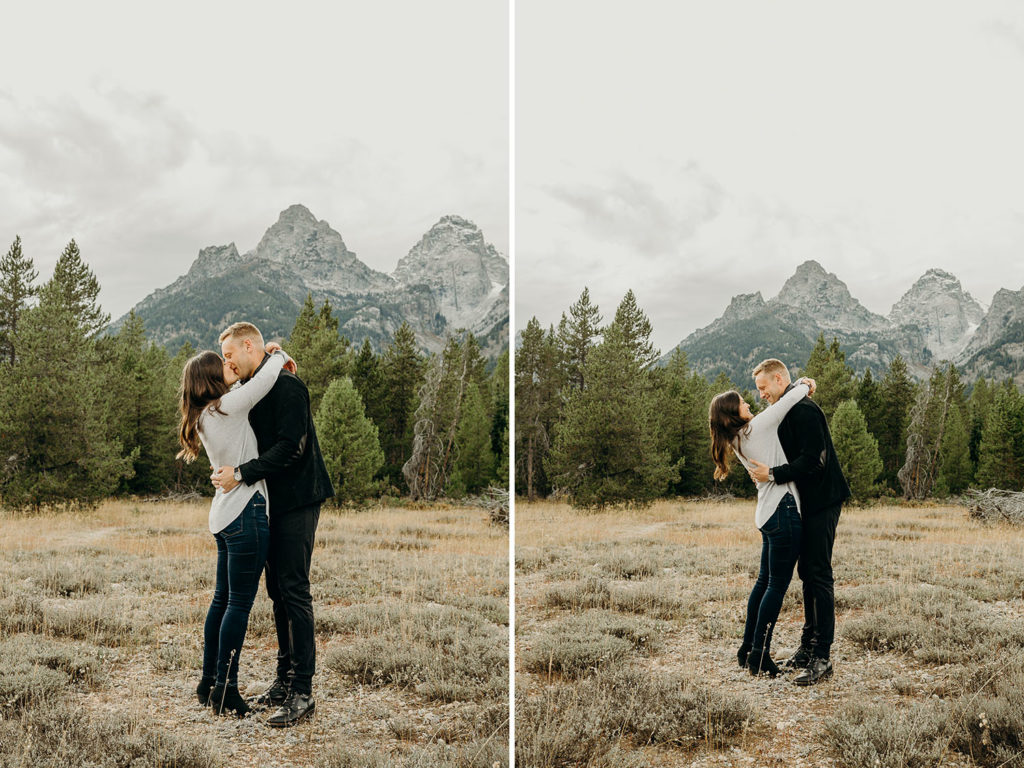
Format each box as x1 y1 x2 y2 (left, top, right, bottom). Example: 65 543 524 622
771 385 851 513
237 356 334 514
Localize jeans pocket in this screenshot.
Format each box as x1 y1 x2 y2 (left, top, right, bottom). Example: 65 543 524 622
760 508 781 534
220 513 244 539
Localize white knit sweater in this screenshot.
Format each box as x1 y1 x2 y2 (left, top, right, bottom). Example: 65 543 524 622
731 383 809 529
197 351 286 533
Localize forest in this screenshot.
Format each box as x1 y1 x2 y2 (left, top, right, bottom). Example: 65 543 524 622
0 236 509 509
516 287 1023 508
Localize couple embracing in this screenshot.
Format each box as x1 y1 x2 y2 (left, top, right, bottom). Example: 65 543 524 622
709 358 851 686
176 322 334 724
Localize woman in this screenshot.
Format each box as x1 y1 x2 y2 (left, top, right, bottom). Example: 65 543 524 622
708 377 814 677
177 345 289 715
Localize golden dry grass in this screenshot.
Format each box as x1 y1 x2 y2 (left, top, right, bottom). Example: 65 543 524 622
0 498 509 768
515 498 1024 768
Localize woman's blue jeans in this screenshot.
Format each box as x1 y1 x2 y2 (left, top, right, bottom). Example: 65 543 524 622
742 493 801 654
202 491 269 687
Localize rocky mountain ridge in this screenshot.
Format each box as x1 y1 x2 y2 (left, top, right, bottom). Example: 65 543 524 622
116 205 508 357
665 260 1023 385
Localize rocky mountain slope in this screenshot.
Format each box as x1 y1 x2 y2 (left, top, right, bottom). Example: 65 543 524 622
115 205 508 358
664 260 1022 384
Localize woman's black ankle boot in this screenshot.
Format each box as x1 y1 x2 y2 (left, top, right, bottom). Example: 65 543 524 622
737 644 751 668
196 676 214 705
209 684 250 716
746 648 779 678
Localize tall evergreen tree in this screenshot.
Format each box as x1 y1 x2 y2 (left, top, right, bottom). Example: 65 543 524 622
556 287 602 393
490 349 510 487
0 291 133 507
936 403 973 496
855 367 885 444
548 328 675 508
968 377 995 466
801 334 856 421
42 239 108 337
0 235 38 364
975 384 1024 490
314 377 384 503
379 322 426 490
449 381 495 495
877 355 916 491
100 311 179 494
831 399 883 500
515 318 563 500
286 294 350 414
351 338 386 429
607 289 659 371
650 349 711 496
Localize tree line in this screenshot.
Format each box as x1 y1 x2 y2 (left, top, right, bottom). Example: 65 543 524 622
516 287 1024 508
0 236 508 509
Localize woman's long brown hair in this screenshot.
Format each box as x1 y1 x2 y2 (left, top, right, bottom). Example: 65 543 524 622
177 351 230 463
708 390 750 482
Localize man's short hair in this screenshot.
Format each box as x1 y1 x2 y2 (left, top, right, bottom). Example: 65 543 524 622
219 322 264 345
753 358 790 379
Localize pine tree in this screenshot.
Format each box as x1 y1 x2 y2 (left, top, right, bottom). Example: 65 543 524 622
855 368 885 443
0 292 133 507
42 239 109 337
556 287 602 393
515 318 563 500
975 385 1024 490
449 381 495 495
968 378 994 466
490 349 509 487
548 329 675 508
831 399 882 500
379 322 426 490
99 311 179 494
877 355 916 491
286 294 350 414
0 235 39 364
314 377 385 503
801 335 856 421
649 349 710 496
607 289 659 371
936 404 973 496
351 338 386 429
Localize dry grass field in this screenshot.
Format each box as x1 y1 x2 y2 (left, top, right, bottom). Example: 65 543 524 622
0 500 509 768
515 499 1024 768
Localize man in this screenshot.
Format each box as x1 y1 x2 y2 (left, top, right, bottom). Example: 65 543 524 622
748 358 850 686
212 322 334 725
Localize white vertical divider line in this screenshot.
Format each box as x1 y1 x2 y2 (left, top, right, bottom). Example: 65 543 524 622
507 0 516 763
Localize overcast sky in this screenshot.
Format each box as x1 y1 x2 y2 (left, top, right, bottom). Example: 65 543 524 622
0 0 508 320
516 1 1024 354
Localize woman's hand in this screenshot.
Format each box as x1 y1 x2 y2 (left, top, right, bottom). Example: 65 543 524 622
265 341 297 373
798 377 816 396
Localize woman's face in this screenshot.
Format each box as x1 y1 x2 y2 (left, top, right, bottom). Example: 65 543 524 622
222 357 239 386
738 398 752 421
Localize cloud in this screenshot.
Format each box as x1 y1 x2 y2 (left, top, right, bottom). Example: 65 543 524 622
545 162 724 257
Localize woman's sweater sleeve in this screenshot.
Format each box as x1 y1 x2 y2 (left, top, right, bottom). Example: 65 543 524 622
218 352 287 413
750 382 809 431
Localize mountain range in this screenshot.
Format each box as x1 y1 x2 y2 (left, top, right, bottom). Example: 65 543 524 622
663 260 1024 385
115 205 509 358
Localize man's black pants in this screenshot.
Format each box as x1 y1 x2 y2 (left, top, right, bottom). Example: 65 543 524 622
265 503 320 695
797 502 842 659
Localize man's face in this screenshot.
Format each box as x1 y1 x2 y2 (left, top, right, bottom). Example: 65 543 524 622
754 371 788 405
221 336 259 380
